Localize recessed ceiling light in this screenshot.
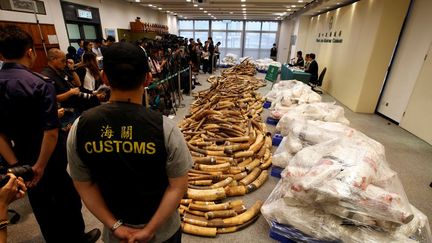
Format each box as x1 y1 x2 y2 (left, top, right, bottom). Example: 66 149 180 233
241 0 246 2
241 4 246 7
166 10 169 13
134 0 140 2
158 8 162 10
242 8 246 10
194 4 198 7
291 5 296 7
204 10 207 13
230 12 233 14
199 7 203 10
337 2 341 4
298 0 303 2
180 15 183 17
287 8 291 11
148 4 152 7
186 0 191 2
208 13 211 15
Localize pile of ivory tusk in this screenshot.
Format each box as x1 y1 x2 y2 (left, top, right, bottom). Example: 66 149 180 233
221 59 257 76
178 62 271 237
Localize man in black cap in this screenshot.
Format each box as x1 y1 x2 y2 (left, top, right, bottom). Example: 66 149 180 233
67 42 192 243
0 25 100 243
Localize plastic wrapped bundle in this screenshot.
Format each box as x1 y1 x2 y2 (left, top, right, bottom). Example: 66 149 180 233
273 119 354 168
266 81 322 119
253 58 282 71
264 80 299 103
262 195 429 242
277 102 350 127
262 133 432 242
222 53 239 66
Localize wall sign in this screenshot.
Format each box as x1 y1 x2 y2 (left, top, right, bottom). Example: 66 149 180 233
77 9 92 19
316 15 343 44
1 0 46 14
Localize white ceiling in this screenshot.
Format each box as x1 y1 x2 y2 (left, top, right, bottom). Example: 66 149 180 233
125 0 358 21
125 0 315 20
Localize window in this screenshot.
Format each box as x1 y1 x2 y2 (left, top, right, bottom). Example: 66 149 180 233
228 21 242 30
261 33 277 49
178 20 279 59
227 32 242 48
245 32 260 49
212 21 226 30
195 21 209 30
262 22 278 31
244 49 260 59
246 21 261 31
83 25 97 40
66 24 81 39
179 31 193 38
195 31 209 43
179 20 193 29
212 31 226 47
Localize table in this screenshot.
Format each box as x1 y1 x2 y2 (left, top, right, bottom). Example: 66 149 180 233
281 64 311 84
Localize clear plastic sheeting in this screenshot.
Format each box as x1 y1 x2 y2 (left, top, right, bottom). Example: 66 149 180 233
221 53 239 66
264 80 322 119
262 132 432 242
276 102 350 127
252 58 282 71
273 120 353 168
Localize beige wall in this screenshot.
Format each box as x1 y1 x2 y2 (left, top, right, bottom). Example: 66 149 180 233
294 0 410 113
400 44 432 145
0 0 172 51
167 15 179 35
277 19 296 63
377 0 432 122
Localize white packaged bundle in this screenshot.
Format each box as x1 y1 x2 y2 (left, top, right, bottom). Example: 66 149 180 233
222 53 239 66
278 102 350 126
266 81 322 119
262 132 432 242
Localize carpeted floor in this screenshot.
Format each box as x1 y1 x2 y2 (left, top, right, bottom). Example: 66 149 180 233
7 70 432 242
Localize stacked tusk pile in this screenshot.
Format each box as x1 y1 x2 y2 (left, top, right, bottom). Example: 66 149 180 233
221 59 257 76
178 61 271 237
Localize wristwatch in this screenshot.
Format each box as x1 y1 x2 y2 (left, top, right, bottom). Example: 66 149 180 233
110 219 123 232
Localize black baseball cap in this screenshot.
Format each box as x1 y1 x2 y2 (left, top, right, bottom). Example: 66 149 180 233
103 42 148 90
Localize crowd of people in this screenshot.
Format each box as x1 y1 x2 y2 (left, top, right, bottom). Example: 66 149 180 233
0 25 194 243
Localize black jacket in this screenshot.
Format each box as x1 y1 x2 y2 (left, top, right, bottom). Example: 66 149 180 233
294 57 304 67
306 60 318 84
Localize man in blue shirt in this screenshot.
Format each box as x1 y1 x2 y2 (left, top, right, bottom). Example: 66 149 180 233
0 25 100 243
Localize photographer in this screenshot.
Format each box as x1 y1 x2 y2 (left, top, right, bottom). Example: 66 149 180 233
0 174 26 243
42 48 103 129
0 25 100 243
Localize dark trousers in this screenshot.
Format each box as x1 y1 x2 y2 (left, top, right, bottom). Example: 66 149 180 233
27 132 86 243
202 59 210 73
208 54 214 74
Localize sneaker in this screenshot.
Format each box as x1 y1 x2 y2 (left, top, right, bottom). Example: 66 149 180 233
83 228 101 243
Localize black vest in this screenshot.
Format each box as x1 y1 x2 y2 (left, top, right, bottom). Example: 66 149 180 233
76 102 168 224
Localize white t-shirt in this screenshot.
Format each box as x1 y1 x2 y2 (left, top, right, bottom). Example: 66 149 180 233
83 68 96 91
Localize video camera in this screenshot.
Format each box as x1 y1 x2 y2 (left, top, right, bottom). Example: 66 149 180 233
0 165 34 187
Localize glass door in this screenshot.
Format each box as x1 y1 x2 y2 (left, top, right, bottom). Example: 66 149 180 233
65 22 102 49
